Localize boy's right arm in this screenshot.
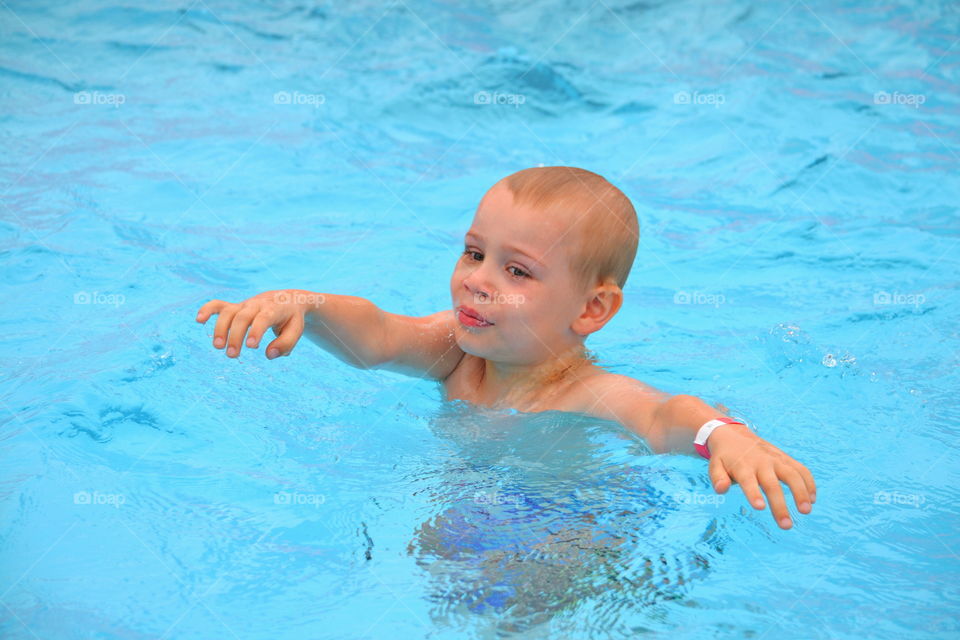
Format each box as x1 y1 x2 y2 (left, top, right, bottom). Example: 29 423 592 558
196 289 464 380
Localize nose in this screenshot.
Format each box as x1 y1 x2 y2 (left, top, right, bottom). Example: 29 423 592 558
462 265 492 301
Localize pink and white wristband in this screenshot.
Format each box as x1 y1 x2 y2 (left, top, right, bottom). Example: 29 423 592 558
694 417 746 459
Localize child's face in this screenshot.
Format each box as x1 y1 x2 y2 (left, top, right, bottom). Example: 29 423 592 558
450 182 592 364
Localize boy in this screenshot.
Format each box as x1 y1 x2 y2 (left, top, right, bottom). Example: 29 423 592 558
196 166 816 530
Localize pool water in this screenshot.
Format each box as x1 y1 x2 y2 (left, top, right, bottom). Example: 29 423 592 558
2 0 959 638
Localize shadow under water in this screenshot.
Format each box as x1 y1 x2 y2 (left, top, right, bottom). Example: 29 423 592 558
406 402 725 636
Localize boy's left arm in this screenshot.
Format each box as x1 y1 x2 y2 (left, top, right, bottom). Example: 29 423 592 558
582 377 817 530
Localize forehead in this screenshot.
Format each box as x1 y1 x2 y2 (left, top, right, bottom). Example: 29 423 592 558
470 184 581 256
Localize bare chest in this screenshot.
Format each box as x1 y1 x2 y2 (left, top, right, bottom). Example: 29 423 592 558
441 354 599 414
441 353 486 404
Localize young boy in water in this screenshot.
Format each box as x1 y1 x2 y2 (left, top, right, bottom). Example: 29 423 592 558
196 166 816 530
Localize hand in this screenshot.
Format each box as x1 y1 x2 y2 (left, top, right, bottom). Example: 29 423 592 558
196 290 308 359
705 423 817 530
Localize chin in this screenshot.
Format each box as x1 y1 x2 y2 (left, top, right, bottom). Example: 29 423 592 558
455 329 535 364
454 327 510 361
453 327 487 357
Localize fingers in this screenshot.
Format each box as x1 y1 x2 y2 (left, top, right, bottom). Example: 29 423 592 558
196 299 227 324
225 306 260 357
708 457 732 494
728 466 797 529
198 294 299 360
757 467 792 529
777 463 813 514
212 304 240 351
246 312 275 350
795 461 817 504
712 435 816 530
733 468 767 512
265 311 304 359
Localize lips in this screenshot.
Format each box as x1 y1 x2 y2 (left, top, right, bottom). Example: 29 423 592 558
457 305 494 327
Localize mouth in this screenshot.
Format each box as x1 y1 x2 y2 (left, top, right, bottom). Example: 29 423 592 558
456 305 494 328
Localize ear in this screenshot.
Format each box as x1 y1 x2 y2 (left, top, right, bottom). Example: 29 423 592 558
571 280 623 336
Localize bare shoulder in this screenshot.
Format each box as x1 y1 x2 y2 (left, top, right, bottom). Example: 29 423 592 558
563 369 668 423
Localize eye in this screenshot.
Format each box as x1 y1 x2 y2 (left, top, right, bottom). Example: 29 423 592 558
507 266 530 279
463 248 483 262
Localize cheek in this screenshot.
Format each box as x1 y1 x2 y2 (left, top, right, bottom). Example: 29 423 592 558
515 294 572 329
450 261 465 290
501 293 550 333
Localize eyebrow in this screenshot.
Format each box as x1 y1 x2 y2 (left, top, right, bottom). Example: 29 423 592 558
465 232 547 269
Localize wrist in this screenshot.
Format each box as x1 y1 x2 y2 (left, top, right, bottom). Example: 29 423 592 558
289 289 327 315
694 417 750 459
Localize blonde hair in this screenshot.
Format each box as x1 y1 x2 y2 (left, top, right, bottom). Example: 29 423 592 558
499 166 639 289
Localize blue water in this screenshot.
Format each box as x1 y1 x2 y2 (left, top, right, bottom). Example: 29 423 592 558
2 0 959 638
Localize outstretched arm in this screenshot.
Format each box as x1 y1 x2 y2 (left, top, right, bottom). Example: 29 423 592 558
582 376 817 530
299 294 464 378
197 290 464 380
343 305 465 379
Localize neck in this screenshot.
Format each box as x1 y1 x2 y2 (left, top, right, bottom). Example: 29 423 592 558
479 342 591 410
